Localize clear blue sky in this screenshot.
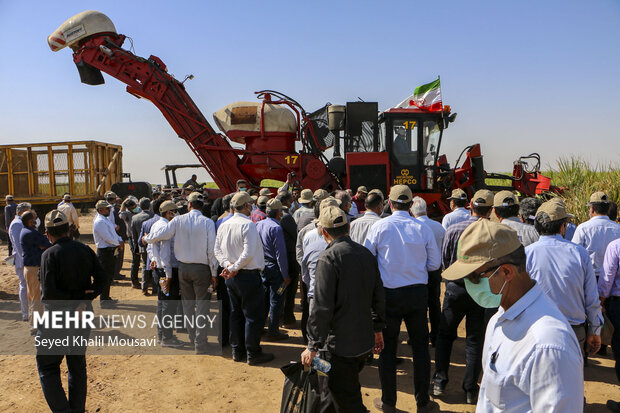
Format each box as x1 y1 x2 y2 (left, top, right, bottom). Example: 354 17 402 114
1 0 619 185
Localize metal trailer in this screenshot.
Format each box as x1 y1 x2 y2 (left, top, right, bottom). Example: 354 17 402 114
0 140 122 235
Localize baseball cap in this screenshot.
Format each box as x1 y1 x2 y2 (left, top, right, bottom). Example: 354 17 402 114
257 196 269 206
389 185 413 203
442 219 522 281
95 200 112 210
188 192 204 203
5 194 14 201
231 191 253 207
266 198 283 210
44 210 69 228
536 199 574 223
63 194 71 201
299 189 313 204
313 189 329 202
369 189 384 199
160 200 178 213
493 190 519 207
448 188 468 200
588 191 610 205
318 206 347 229
471 189 494 207
104 191 117 200
320 196 341 212
357 186 368 194
259 188 272 197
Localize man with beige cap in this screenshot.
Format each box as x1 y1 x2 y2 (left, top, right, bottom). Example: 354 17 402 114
442 219 584 412
573 191 620 281
433 189 494 405
292 188 314 225
57 194 80 239
251 195 269 224
493 190 538 247
364 185 440 413
144 200 184 348
215 191 274 365
302 205 385 412
256 198 290 341
36 210 106 413
92 199 123 308
526 198 602 357
441 188 470 230
146 192 217 354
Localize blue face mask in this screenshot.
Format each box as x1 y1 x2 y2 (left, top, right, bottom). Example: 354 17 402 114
463 266 506 308
239 188 247 192
132 207 140 213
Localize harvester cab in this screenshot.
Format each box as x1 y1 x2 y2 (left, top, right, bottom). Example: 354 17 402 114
329 104 456 208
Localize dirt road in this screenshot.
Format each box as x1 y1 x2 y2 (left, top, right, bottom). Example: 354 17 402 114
0 214 617 412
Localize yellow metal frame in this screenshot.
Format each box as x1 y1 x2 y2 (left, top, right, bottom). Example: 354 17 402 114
0 140 122 205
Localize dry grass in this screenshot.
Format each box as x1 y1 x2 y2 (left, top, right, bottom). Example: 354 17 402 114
544 157 620 224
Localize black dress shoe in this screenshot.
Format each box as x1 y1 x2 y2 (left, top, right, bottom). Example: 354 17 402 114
247 352 274 365
263 332 289 341
417 400 439 413
232 352 247 362
466 390 478 404
607 400 620 412
161 337 185 348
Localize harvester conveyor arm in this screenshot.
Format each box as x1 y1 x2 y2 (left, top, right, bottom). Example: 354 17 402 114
72 34 247 194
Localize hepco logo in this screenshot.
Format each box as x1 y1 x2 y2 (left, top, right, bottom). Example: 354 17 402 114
400 169 410 176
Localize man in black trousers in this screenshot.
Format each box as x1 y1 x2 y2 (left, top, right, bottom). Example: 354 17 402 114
36 210 106 413
302 206 385 412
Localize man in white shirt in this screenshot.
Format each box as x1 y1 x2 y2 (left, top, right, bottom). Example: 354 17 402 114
214 191 274 365
349 192 383 245
526 199 602 357
92 200 123 308
146 192 216 354
8 202 31 321
493 191 539 247
57 194 80 239
441 188 470 230
411 196 446 348
364 185 441 413
443 219 584 413
572 191 620 280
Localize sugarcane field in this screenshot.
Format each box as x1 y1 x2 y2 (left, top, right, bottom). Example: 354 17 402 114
1 2 619 413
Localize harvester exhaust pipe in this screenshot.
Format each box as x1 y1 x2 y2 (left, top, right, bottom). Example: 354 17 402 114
47 10 118 85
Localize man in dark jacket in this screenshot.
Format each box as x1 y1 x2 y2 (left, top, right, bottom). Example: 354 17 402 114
301 206 386 412
36 210 106 413
20 210 51 325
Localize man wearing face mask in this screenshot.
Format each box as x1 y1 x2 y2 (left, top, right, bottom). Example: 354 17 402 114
432 189 494 405
526 199 602 359
443 219 584 413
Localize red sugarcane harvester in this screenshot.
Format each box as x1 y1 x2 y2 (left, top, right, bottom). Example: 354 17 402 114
48 11 556 215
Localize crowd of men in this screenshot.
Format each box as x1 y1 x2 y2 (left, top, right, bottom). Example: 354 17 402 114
4 176 620 412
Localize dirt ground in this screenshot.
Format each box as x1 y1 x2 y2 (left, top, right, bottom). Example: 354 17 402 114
0 214 618 412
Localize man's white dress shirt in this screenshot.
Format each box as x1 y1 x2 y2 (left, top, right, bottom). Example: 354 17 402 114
215 212 264 272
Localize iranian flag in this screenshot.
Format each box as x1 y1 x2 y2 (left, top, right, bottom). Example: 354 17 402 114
395 78 443 112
